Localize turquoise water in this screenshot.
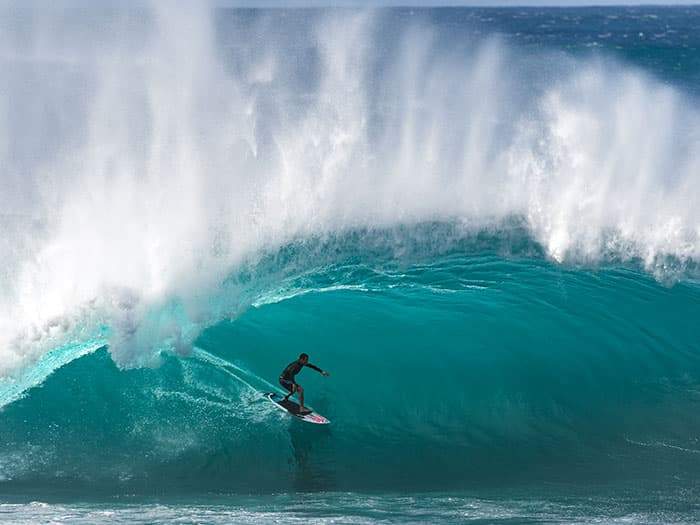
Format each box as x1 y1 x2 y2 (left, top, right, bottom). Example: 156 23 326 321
2 244 699 513
1 5 700 523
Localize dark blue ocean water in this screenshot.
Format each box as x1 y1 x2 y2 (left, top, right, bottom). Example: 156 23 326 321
0 6 699 524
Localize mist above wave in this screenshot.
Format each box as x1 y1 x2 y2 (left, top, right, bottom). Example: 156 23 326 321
0 6 697 374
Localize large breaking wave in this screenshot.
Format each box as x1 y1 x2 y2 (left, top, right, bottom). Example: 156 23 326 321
0 249 699 493
0 5 699 495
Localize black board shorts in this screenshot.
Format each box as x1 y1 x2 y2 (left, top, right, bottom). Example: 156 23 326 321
279 377 296 393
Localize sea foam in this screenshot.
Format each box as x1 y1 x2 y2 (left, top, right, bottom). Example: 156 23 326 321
0 6 697 374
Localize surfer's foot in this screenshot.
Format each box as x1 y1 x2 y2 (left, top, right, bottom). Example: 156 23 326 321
299 406 311 414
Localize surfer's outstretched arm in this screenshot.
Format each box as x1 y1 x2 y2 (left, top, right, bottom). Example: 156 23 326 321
306 363 330 376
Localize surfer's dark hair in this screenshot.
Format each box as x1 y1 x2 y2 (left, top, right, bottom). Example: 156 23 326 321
299 353 309 360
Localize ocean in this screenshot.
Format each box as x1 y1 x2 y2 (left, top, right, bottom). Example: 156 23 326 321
0 5 699 524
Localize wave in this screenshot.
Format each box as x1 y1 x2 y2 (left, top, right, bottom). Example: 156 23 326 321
0 252 699 493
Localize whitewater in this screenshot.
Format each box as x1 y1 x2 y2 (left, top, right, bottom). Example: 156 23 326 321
0 4 699 524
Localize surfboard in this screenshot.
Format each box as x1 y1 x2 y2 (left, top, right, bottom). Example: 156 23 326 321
265 392 330 425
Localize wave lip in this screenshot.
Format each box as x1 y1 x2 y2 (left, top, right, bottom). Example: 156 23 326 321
0 340 106 409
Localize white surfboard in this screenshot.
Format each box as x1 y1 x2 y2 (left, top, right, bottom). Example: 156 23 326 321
265 392 330 425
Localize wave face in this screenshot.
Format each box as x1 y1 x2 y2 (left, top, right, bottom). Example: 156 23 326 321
1 245 700 493
0 5 699 500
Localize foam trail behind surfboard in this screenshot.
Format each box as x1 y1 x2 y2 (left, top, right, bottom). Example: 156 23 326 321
191 347 281 396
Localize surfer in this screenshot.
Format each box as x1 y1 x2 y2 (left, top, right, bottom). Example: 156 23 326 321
279 353 330 413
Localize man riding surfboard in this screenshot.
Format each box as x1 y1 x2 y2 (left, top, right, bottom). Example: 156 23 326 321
279 353 330 414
